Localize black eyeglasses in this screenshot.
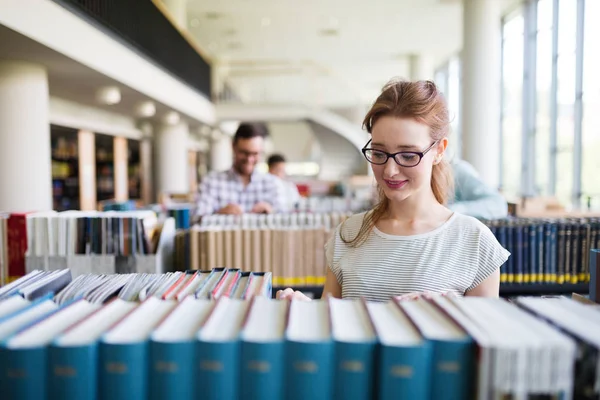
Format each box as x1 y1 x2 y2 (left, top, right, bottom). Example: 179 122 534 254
361 139 439 167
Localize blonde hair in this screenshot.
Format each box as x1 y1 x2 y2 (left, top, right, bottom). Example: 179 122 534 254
342 79 454 247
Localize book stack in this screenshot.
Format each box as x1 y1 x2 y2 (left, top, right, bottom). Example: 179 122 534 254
16 211 175 278
483 217 600 284
176 212 352 287
0 274 598 400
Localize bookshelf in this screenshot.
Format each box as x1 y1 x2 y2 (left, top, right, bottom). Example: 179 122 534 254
271 283 590 299
128 139 142 201
50 125 80 211
95 133 115 202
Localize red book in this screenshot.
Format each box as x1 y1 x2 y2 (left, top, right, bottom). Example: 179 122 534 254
7 212 33 281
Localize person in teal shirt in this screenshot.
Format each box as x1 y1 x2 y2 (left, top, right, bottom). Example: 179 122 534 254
447 159 508 220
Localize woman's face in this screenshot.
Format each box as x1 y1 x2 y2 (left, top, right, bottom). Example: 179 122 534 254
369 116 443 204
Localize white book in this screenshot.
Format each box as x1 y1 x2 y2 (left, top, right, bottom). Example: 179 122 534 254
55 298 138 347
242 296 288 343
152 297 214 343
6 300 100 349
329 297 375 343
103 297 177 344
198 297 249 342
0 298 58 341
287 299 330 343
0 296 31 320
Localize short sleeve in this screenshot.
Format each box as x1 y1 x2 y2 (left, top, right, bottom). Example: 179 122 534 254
467 224 511 291
324 226 343 285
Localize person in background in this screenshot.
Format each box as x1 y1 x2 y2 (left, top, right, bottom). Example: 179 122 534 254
195 122 284 216
448 159 508 220
267 153 301 212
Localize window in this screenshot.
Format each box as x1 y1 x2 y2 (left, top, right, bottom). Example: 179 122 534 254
434 56 462 160
554 0 577 206
535 0 553 195
582 0 600 209
501 11 525 199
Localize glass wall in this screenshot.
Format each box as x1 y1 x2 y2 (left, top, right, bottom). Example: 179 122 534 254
500 0 596 210
535 0 553 196
435 55 462 160
582 0 600 209
501 10 525 199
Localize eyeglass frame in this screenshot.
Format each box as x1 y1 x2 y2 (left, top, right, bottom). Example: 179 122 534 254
361 139 440 167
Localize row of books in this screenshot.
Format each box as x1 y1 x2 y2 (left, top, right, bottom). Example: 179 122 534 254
0 268 272 305
483 217 600 284
23 210 160 257
176 212 352 286
0 288 598 400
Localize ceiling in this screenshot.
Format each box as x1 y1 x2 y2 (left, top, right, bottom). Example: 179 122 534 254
186 0 518 108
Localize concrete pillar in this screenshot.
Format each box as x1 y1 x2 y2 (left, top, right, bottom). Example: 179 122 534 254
154 121 189 196
0 61 52 212
210 132 233 172
409 54 435 81
461 0 501 188
162 0 187 29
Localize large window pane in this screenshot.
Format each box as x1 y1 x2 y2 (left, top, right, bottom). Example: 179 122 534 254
501 12 524 199
555 0 577 206
535 0 553 195
582 0 600 209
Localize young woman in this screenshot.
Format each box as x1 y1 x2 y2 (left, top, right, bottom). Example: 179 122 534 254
277 79 510 302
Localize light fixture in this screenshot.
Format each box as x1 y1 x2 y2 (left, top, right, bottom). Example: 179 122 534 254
190 18 200 27
135 101 156 118
163 111 181 125
95 86 121 105
261 17 271 27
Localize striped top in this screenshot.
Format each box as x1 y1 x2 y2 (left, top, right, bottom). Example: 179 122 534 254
325 211 510 302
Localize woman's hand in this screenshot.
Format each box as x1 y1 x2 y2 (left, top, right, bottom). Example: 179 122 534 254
276 288 312 301
396 291 455 301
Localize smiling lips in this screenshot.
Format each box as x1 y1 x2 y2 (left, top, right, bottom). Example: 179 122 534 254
384 179 408 189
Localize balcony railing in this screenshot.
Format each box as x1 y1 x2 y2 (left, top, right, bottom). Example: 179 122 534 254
52 0 211 99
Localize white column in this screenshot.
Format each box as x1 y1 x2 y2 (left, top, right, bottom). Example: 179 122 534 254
154 121 189 196
210 133 233 172
409 54 435 81
0 61 52 212
162 0 187 29
461 0 501 188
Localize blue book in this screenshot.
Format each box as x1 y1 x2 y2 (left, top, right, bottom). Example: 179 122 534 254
515 224 524 283
149 297 214 400
0 298 98 400
285 299 334 400
196 297 250 400
329 297 377 400
506 223 514 282
240 296 288 400
528 224 537 283
367 300 432 400
49 298 138 400
399 298 474 400
99 297 177 400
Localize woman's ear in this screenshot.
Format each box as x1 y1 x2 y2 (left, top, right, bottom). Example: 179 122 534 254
434 137 448 164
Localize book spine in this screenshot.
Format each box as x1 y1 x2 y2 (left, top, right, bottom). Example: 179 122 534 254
7 214 28 280
99 342 148 400
377 343 432 400
333 341 376 400
149 341 196 400
240 341 285 400
196 341 240 400
285 341 334 400
49 344 98 400
0 347 47 400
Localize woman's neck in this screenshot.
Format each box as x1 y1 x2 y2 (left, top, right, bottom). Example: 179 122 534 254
385 189 444 222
